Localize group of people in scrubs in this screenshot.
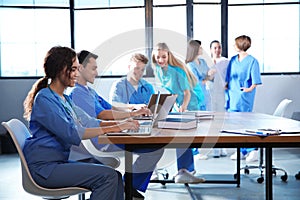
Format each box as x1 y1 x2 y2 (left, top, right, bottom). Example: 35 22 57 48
22 34 261 200
68 51 163 199
183 36 261 161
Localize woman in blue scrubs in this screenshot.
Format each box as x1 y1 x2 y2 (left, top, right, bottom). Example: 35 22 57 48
22 46 139 200
185 39 213 111
151 42 205 184
225 35 262 162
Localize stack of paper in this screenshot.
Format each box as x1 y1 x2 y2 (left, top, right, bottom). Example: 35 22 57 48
158 118 197 129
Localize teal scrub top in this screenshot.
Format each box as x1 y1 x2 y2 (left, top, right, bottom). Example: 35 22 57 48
155 64 205 111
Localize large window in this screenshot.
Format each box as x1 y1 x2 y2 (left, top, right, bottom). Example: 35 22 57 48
228 2 300 73
74 8 145 76
0 7 70 76
0 0 299 77
193 4 221 66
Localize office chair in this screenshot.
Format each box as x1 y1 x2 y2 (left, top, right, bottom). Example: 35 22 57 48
2 119 90 200
81 139 121 169
240 99 292 183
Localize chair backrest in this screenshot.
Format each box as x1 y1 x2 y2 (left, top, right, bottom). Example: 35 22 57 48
1 119 89 199
291 111 300 121
81 139 121 169
273 99 292 117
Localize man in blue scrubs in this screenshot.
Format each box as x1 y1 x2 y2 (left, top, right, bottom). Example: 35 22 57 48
109 53 155 106
68 50 163 199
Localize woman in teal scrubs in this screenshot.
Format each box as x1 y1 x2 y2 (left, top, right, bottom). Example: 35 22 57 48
151 42 205 183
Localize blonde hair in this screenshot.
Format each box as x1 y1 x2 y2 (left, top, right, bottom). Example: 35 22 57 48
152 42 198 88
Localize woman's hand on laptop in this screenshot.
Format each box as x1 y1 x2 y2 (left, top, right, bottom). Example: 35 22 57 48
118 120 140 131
132 107 152 117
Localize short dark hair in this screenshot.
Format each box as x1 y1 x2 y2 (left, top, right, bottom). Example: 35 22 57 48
210 40 220 48
77 50 98 67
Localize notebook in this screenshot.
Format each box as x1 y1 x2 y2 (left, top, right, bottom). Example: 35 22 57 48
106 92 161 136
133 93 172 120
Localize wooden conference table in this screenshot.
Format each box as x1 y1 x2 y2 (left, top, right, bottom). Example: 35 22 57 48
98 112 300 200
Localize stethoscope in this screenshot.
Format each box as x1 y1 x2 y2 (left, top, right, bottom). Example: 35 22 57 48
125 78 148 104
48 85 81 124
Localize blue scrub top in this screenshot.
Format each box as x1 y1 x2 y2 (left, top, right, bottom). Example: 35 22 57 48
225 54 262 112
23 87 101 179
155 64 205 111
69 83 112 118
110 77 155 104
186 58 210 110
186 58 210 83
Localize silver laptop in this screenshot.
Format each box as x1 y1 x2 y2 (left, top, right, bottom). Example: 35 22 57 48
133 93 172 120
139 94 177 127
106 92 161 136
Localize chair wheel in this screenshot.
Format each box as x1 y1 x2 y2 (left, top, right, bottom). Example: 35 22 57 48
295 172 300 180
272 169 277 176
281 174 288 182
257 177 264 183
244 169 250 174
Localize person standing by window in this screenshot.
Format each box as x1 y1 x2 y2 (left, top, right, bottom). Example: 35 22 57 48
23 46 138 200
185 39 215 160
225 35 262 162
152 42 205 183
209 40 229 158
185 39 214 111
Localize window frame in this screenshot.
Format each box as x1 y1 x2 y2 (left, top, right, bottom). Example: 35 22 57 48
0 0 299 78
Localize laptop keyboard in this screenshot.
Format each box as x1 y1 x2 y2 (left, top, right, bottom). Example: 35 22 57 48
127 126 151 133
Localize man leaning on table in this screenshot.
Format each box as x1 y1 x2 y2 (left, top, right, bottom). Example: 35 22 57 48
67 50 164 199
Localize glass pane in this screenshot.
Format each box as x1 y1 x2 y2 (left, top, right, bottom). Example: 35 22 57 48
153 6 187 62
153 0 186 5
229 0 300 3
228 4 299 73
194 4 221 66
75 0 144 8
228 6 264 71
194 0 221 3
74 8 145 76
0 0 68 6
263 4 299 73
0 8 70 76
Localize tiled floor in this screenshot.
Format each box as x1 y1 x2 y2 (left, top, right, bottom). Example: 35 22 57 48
1 148 300 200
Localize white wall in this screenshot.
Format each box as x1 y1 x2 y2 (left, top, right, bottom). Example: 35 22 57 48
254 75 300 117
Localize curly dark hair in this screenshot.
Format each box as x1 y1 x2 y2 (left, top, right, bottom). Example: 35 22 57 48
23 46 76 120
